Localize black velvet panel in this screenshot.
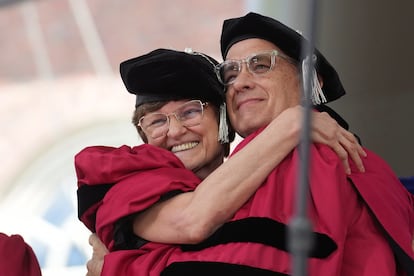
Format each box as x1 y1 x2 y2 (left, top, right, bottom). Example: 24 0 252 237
161 261 289 276
181 217 337 259
77 183 113 220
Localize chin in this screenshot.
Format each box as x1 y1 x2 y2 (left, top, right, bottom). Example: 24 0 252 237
236 124 259 138
180 157 197 170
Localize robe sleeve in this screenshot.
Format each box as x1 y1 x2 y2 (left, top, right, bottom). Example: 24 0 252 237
96 166 200 250
347 148 414 273
0 233 42 276
75 144 199 232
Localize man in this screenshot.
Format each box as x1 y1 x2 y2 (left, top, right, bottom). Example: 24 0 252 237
210 12 414 274
88 12 414 275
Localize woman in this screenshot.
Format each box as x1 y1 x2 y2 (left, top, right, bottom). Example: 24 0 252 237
76 48 365 275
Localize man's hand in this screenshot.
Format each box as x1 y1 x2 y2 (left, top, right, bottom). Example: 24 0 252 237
86 234 108 276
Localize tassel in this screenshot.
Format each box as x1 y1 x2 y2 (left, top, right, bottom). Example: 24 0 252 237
218 103 229 144
302 55 327 105
184 47 229 142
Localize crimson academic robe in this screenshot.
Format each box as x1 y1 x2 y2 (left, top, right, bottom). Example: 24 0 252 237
76 130 414 275
76 144 200 248
0 233 42 276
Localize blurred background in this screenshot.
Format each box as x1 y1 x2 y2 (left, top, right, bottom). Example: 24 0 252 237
0 0 412 274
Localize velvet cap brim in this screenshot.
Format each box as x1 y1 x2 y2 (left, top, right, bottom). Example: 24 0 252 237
120 48 225 108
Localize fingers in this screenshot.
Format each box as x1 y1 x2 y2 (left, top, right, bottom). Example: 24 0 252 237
88 233 98 246
87 234 106 276
86 258 104 276
338 129 366 173
310 111 367 174
89 234 108 256
331 142 351 175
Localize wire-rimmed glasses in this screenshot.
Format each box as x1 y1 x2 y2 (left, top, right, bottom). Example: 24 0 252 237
138 100 208 139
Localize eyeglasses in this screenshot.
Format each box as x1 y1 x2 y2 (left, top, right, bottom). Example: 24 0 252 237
138 100 208 139
214 50 293 86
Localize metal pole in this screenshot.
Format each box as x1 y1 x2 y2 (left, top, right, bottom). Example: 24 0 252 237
288 0 319 276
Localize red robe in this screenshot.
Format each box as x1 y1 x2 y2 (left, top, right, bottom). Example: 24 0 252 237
0 233 42 276
76 130 414 275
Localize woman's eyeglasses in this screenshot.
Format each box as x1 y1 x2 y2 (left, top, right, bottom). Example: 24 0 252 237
138 100 208 139
214 50 293 86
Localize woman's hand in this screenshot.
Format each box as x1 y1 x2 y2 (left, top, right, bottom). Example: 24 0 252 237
311 110 366 174
277 106 366 175
85 234 108 276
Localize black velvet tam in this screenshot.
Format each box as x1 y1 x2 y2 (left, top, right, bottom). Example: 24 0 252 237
220 12 346 103
120 48 225 108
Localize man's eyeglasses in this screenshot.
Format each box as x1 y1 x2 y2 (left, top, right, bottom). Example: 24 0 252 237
138 100 208 139
214 50 293 86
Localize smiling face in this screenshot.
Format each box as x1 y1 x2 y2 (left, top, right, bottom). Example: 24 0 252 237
225 38 302 137
145 100 224 179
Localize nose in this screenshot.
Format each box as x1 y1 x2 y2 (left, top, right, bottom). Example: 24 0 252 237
166 115 187 138
231 63 255 92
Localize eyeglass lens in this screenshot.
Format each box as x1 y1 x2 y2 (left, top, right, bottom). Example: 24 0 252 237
217 51 276 85
139 100 205 138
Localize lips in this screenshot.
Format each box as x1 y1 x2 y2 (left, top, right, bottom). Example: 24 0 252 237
236 98 262 110
171 142 199 153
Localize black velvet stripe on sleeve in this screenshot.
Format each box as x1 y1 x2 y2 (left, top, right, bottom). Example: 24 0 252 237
180 217 337 259
77 183 114 220
161 261 289 276
113 214 149 251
